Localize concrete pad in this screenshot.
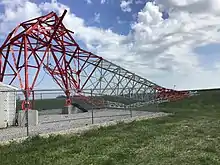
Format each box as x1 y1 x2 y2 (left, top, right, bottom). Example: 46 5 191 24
18 110 38 127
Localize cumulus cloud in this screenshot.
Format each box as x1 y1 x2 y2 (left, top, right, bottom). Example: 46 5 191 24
120 0 133 12
156 0 220 14
0 0 41 35
1 0 220 89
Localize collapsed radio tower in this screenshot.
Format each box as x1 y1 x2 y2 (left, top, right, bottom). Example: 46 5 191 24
0 10 189 110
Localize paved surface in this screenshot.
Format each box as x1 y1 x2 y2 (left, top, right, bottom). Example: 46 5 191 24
0 109 167 142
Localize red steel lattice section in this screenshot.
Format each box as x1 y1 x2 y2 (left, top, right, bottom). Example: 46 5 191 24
155 87 190 102
0 10 190 110
0 10 102 109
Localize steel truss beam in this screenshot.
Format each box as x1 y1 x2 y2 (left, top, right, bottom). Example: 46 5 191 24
0 10 190 109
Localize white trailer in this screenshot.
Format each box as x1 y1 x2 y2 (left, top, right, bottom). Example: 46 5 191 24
0 82 18 128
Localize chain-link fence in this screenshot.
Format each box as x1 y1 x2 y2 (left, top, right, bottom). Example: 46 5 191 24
0 88 162 142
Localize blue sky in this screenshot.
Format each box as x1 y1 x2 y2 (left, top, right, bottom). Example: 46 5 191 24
31 0 218 70
30 0 168 35
194 43 220 70
51 0 169 35
50 0 144 35
1 0 220 90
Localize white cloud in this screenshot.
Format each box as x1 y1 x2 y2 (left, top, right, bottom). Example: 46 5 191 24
1 0 220 90
0 0 41 35
101 0 106 4
94 13 101 23
135 0 146 4
116 16 126 24
85 0 92 4
120 0 133 12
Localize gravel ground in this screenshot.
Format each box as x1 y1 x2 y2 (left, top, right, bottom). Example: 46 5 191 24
0 109 168 142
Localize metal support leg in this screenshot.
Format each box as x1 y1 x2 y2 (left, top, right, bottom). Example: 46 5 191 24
25 90 29 136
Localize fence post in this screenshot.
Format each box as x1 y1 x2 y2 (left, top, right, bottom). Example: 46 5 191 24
91 89 94 124
32 90 35 110
129 104 132 118
91 107 94 124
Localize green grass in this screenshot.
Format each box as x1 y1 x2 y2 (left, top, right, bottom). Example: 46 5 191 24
1 89 220 165
159 89 220 110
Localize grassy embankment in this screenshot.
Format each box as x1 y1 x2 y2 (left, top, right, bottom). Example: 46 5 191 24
1 89 220 165
16 95 139 110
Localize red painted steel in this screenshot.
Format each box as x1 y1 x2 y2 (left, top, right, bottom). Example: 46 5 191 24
155 87 190 102
0 10 190 110
0 10 102 109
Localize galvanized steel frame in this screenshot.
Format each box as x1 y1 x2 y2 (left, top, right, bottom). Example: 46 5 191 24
0 10 189 109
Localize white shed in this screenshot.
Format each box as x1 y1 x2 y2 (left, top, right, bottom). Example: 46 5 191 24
0 82 18 128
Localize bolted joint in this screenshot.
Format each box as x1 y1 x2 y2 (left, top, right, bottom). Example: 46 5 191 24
22 100 31 110
65 98 72 106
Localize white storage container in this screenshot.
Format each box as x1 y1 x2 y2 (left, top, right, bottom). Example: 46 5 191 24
0 82 18 128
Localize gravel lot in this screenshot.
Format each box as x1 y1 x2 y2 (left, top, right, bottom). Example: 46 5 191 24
0 109 167 142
